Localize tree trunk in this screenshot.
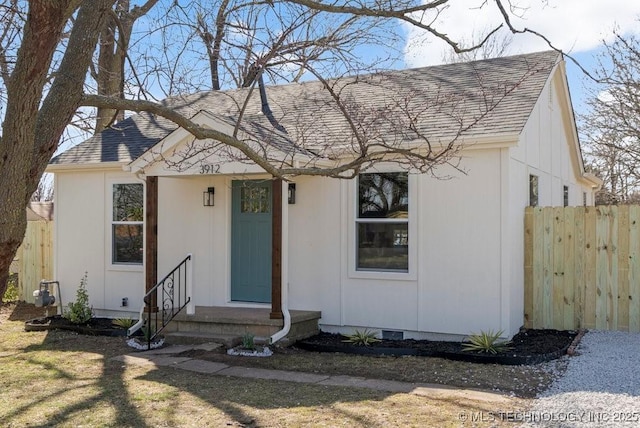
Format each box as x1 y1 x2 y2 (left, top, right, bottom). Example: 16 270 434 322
0 0 114 301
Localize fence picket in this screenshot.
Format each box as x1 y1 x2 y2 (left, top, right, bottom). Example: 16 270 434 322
525 206 640 332
630 206 640 332
15 220 54 301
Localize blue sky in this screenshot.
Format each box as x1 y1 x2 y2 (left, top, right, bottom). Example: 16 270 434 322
402 0 640 118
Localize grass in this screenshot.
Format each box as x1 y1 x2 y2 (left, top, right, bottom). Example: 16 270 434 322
0 303 534 427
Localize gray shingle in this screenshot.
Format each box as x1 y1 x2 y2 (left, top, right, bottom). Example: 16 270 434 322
51 50 560 166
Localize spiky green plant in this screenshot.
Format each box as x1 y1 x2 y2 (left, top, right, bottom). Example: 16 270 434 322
241 332 256 350
112 318 135 329
462 330 512 354
342 329 381 346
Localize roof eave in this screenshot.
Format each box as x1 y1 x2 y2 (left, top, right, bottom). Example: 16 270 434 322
47 161 128 173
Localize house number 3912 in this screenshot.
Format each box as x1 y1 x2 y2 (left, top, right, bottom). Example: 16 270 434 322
199 164 220 174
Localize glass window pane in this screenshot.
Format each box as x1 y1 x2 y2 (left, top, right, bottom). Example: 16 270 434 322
357 222 408 271
359 173 408 219
529 175 538 207
241 186 270 213
113 184 144 221
113 224 144 264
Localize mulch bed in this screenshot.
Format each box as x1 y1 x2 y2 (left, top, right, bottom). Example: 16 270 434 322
296 329 578 365
21 306 577 366
24 315 130 337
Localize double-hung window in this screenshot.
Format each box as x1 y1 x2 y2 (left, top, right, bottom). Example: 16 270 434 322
356 172 409 272
112 183 144 265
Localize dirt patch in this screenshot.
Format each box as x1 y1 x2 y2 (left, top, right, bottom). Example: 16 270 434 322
1 301 50 322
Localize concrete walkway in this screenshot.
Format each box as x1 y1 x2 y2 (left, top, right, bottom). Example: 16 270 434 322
112 343 511 404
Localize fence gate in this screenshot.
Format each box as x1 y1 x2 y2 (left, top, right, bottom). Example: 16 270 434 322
524 206 640 332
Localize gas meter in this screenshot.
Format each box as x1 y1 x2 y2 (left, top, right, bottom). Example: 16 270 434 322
33 280 59 307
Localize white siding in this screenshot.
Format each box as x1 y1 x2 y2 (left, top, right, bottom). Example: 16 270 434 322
506 69 596 336
55 170 144 316
288 149 507 338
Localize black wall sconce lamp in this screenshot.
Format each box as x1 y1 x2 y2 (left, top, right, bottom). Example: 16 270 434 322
288 183 296 204
203 187 215 206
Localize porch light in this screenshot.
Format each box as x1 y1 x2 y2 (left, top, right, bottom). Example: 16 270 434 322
288 183 296 204
203 187 215 206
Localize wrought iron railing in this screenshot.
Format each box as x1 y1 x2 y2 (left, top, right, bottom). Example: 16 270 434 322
143 254 191 349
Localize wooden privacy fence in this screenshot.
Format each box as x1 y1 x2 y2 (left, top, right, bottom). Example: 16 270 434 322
11 220 54 301
524 206 640 332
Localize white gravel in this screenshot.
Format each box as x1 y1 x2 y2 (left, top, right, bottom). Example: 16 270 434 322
522 330 640 427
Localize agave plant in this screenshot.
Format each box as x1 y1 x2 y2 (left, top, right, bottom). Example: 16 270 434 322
342 329 381 346
462 330 512 354
112 318 135 329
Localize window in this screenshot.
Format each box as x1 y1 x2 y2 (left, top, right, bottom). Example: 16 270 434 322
583 192 587 207
529 175 539 207
356 173 408 272
112 183 144 264
241 186 270 213
563 185 569 207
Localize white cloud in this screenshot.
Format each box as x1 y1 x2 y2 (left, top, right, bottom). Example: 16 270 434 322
404 0 640 67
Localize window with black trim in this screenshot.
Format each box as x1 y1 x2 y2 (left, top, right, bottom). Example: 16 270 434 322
563 185 569 207
112 183 144 264
357 173 408 272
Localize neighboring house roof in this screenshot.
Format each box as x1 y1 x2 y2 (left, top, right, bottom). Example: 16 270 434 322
51 50 561 167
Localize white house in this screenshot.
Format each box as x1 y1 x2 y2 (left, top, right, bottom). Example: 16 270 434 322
48 51 601 342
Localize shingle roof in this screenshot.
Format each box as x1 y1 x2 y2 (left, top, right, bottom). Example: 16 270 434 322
50 50 560 166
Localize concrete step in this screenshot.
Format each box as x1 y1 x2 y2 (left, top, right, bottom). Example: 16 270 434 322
164 331 243 348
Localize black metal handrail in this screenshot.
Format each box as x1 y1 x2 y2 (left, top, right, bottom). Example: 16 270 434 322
143 254 191 350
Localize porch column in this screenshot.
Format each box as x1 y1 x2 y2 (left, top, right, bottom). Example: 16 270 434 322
145 176 158 310
270 178 283 319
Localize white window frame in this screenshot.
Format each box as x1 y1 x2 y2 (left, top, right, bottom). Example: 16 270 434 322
107 179 145 271
348 172 417 281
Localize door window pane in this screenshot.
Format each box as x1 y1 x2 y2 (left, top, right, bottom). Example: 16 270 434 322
241 186 271 213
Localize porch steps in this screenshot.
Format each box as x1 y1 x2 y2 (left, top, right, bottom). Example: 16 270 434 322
164 331 243 348
162 306 321 347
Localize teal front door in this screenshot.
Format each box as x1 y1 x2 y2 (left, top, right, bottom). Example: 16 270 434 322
231 180 272 302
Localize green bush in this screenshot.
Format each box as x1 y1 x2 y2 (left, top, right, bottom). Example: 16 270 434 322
64 273 93 324
462 330 512 354
2 274 19 302
342 329 381 346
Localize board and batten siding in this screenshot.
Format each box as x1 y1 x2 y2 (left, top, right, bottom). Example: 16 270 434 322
524 205 640 332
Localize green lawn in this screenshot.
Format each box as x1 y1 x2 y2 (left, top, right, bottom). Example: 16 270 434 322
0 303 528 427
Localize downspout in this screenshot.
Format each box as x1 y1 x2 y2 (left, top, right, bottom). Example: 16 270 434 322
270 179 291 344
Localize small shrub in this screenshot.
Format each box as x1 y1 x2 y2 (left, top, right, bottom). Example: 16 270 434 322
342 329 381 346
241 332 256 350
2 274 19 302
64 273 93 324
112 318 135 329
462 330 512 354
